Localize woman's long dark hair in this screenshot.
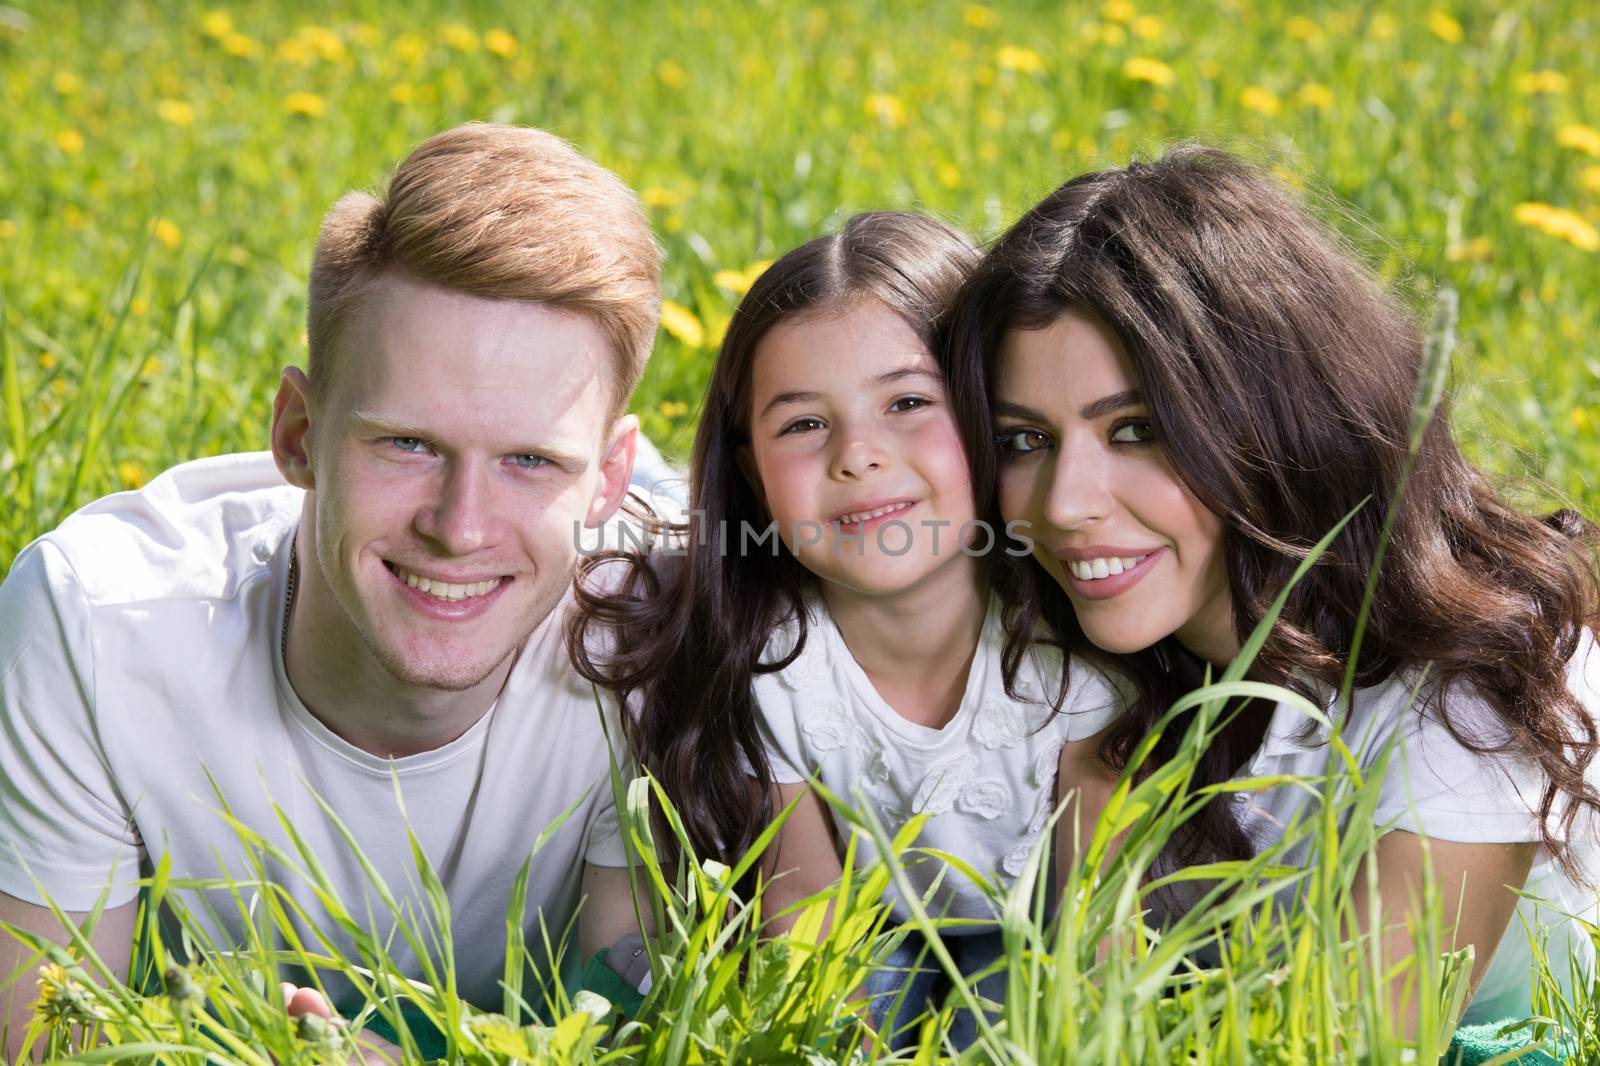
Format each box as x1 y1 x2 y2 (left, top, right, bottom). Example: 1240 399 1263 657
570 211 1076 866
945 146 1600 878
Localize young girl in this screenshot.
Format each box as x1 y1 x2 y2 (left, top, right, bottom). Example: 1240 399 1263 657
573 212 1121 1045
947 146 1600 1027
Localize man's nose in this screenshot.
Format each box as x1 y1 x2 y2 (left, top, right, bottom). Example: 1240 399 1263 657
416 462 497 555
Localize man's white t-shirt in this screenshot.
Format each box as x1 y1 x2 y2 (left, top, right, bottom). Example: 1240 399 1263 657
0 453 622 1006
750 592 1120 931
1234 631 1600 1025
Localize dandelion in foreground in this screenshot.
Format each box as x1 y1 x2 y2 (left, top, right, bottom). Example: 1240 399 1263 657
996 45 1044 74
55 129 85 154
964 4 999 29
1517 70 1568 95
657 59 689 89
1427 10 1463 43
33 962 107 1026
52 70 82 95
157 98 195 126
440 22 479 52
864 92 908 129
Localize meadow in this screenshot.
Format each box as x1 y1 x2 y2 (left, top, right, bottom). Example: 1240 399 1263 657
2 0 1599 1062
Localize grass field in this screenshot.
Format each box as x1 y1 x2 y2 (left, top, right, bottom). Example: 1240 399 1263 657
2 1 1599 1062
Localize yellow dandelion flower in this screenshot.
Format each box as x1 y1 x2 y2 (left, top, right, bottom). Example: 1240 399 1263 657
299 25 345 62
274 37 314 65
0 219 15 240
963 4 999 29
440 22 479 52
660 300 705 348
1427 10 1464 43
1239 86 1281 115
1284 15 1322 41
1294 83 1333 110
1572 408 1592 431
117 461 148 490
1445 236 1493 262
1514 202 1599 251
130 296 148 317
1582 165 1600 192
713 269 748 292
1122 56 1175 87
1131 15 1163 41
39 351 56 369
979 141 1000 162
484 29 517 57
996 45 1044 73
140 356 160 377
1101 0 1135 23
1517 70 1568 95
640 186 686 209
221 32 258 58
200 10 234 39
1556 124 1600 157
151 219 182 249
389 83 415 103
284 91 326 117
1098 22 1127 45
50 379 68 397
1448 110 1467 129
657 60 688 89
974 64 996 86
52 71 82 95
392 33 429 64
55 129 84 154
156 98 195 126
1368 13 1398 39
864 92 908 128
938 162 962 188
983 108 1005 129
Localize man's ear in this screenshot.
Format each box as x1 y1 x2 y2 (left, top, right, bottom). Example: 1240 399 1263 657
271 367 316 490
585 413 640 527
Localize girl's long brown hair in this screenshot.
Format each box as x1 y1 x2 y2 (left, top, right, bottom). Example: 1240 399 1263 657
569 212 1076 865
945 146 1600 878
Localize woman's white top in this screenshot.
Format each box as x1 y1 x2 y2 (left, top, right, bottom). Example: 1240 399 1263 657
1237 628 1600 1025
754 593 1120 932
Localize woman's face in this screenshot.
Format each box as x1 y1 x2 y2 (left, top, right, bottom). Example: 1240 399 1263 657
993 311 1236 663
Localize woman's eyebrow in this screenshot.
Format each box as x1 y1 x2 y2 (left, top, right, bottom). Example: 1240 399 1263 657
1079 388 1143 420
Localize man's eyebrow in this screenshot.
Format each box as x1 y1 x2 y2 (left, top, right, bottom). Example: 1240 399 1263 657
992 389 1144 423
347 412 589 468
759 367 943 418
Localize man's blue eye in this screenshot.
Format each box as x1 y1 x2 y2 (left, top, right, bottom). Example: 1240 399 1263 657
510 454 550 469
392 437 427 453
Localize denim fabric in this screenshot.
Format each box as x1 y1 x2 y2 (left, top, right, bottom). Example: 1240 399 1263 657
865 929 1008 1052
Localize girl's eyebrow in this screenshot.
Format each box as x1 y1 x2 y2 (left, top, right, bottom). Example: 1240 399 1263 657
993 389 1143 423
758 367 943 417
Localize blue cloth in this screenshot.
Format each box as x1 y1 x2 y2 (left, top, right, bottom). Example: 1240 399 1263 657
866 929 1008 1052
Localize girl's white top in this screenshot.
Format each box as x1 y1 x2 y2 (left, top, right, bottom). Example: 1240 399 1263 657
754 592 1120 932
1234 628 1600 1026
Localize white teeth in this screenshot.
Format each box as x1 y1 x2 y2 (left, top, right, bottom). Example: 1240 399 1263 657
834 501 912 526
1068 553 1150 581
394 565 501 602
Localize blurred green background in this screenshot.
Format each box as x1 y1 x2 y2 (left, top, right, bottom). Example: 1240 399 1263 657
1 0 1596 568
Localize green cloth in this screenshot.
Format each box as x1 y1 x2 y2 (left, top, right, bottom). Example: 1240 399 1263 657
363 1002 449 1062
1446 1022 1565 1065
581 948 647 1019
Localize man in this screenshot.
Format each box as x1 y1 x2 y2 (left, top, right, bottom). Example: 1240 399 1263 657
0 122 661 1054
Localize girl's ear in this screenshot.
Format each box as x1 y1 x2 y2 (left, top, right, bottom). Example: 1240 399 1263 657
735 444 767 511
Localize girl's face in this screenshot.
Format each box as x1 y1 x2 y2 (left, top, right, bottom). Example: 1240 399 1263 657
993 311 1236 663
743 300 978 599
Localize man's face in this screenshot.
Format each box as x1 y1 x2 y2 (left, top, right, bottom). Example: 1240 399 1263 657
290 273 632 692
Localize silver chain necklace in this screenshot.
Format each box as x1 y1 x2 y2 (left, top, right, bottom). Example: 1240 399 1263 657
280 540 298 668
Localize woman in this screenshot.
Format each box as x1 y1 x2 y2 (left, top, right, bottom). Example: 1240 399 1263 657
945 145 1600 1025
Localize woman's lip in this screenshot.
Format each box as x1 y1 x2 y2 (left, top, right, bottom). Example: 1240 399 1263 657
1059 546 1164 601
